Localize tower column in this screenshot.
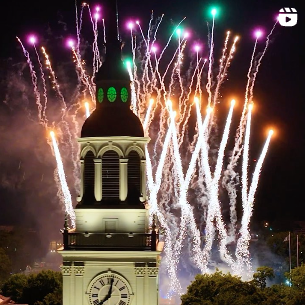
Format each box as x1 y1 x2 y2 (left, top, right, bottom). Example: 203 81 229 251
94 158 102 201
73 264 84 305
147 266 159 305
119 158 128 201
61 265 73 305
77 159 85 202
140 159 147 202
135 265 146 304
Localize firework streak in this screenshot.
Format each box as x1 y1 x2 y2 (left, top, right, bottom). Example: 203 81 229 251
17 6 277 296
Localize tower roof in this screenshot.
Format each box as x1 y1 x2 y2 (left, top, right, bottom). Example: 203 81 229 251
81 107 144 137
81 0 144 138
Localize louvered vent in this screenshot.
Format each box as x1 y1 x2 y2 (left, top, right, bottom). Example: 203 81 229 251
128 151 141 202
102 150 119 199
83 151 95 203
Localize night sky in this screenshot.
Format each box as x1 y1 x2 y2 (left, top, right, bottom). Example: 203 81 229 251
0 0 303 246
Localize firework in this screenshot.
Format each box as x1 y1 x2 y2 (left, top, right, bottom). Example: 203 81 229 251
15 4 277 297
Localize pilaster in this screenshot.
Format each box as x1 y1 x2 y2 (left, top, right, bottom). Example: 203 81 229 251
140 160 147 202
74 264 85 305
147 267 159 305
61 265 73 305
94 159 102 201
134 266 145 304
119 158 128 201
77 160 85 202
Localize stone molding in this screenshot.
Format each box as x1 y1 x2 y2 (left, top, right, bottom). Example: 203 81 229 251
61 266 72 276
147 267 159 277
134 267 146 276
74 266 85 275
134 266 159 277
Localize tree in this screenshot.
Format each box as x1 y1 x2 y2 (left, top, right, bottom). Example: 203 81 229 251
265 284 305 305
0 248 12 286
287 264 305 290
1 273 28 302
180 268 305 305
34 287 62 305
181 270 264 305
253 266 275 289
1 270 62 305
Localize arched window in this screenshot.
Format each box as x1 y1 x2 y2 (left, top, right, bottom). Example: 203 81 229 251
102 150 120 200
83 151 95 204
127 151 141 203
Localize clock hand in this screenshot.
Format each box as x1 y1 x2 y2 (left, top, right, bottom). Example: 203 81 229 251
106 278 114 298
99 278 114 305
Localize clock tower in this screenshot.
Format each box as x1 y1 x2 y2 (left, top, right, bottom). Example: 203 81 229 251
59 1 161 304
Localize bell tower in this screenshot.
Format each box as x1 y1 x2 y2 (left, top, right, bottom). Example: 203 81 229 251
59 1 161 304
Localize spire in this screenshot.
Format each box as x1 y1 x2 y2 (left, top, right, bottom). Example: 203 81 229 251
95 0 127 82
104 0 119 44
81 0 144 138
116 0 120 41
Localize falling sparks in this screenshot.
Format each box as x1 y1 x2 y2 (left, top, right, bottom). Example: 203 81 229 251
15 4 278 297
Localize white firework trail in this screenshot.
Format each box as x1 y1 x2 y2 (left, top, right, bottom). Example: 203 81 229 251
222 28 274 240
143 99 154 131
236 130 274 275
33 45 48 125
16 37 43 125
41 46 80 196
146 122 182 294
235 104 253 274
242 105 252 213
50 131 76 228
70 45 96 102
126 61 138 114
248 21 278 103
227 32 260 172
206 12 216 107
201 101 235 269
248 130 273 204
213 35 239 107
212 30 230 106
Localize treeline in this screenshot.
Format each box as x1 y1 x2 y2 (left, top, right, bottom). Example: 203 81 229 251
0 270 62 305
181 266 305 305
2 266 305 304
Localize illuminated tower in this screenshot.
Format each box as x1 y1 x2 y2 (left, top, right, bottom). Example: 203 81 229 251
59 1 161 304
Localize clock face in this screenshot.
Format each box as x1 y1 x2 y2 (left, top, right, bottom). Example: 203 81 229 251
88 272 131 305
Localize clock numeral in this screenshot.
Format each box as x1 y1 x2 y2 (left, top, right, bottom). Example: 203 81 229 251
99 279 105 286
93 286 100 290
107 278 112 285
92 294 98 297
93 300 100 305
114 280 119 286
119 286 126 291
119 301 126 305
121 294 128 298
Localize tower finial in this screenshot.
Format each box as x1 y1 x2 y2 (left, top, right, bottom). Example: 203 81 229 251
105 0 120 43
116 0 120 41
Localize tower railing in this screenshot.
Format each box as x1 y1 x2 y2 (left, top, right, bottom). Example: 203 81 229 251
62 231 158 251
